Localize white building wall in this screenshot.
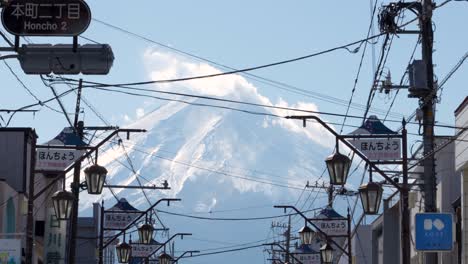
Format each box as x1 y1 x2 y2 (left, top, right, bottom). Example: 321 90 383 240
455 98 468 264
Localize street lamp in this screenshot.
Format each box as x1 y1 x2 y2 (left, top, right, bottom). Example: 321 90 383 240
325 147 351 185
51 190 75 220
158 252 174 264
138 223 154 244
359 181 384 214
320 241 334 264
298 224 315 245
84 164 108 195
116 241 132 263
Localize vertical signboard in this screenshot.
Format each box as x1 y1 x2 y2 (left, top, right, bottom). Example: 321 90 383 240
0 239 21 263
43 207 67 264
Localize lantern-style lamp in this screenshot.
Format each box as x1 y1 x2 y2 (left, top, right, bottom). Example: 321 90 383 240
116 241 132 263
325 149 351 185
84 164 108 195
359 181 384 214
320 241 334 264
138 223 154 244
298 225 315 245
51 190 75 220
158 252 174 264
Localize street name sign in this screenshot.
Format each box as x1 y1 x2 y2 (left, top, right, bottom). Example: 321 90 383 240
350 138 401 161
415 213 453 251
1 0 91 36
310 218 348 237
103 211 142 230
36 148 83 171
129 243 161 258
293 253 321 264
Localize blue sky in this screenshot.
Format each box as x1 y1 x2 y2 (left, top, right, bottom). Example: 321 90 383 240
1 1 467 263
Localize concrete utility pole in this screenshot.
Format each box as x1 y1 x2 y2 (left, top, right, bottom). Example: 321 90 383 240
284 216 291 263
67 120 84 264
25 132 37 264
420 0 437 263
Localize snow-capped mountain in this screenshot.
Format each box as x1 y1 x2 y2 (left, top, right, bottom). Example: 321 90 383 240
77 50 348 263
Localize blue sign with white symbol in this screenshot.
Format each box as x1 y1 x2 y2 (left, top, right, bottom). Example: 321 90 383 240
415 213 453 251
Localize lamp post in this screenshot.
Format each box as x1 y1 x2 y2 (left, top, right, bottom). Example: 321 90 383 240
285 115 410 264
138 222 155 244
320 241 334 264
358 180 384 215
116 240 132 263
158 252 174 264
325 141 352 186
298 224 315 245
51 190 75 220
84 163 108 194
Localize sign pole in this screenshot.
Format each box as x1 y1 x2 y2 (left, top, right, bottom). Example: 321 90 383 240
347 208 352 264
401 119 410 264
99 200 104 264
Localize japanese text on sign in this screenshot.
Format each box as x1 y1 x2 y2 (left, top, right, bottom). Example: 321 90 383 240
10 3 81 20
103 212 141 230
294 254 321 264
351 138 401 161
310 219 348 237
130 244 161 258
1 0 91 36
36 149 83 171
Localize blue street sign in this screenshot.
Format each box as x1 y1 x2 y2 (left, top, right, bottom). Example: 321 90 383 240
415 213 453 251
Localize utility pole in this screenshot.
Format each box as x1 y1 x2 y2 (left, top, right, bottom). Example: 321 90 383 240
67 120 84 264
420 0 437 263
25 132 37 264
284 216 291 263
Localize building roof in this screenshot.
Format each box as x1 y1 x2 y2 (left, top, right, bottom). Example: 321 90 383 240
454 96 468 116
108 198 140 211
45 127 86 146
292 244 319 254
349 115 397 135
316 206 345 219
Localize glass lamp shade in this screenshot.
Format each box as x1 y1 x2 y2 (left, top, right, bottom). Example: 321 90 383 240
158 252 174 264
320 242 334 264
116 241 132 263
298 225 315 245
51 190 75 220
359 181 383 215
84 164 108 195
138 223 154 244
325 151 351 185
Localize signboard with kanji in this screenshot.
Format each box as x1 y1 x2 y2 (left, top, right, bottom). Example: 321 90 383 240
129 243 161 258
350 138 401 161
103 212 142 230
309 218 348 237
0 239 21 264
293 253 321 264
36 148 83 171
43 207 67 264
1 0 91 36
415 213 453 251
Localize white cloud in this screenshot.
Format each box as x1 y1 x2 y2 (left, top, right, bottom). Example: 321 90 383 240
136 108 145 119
142 49 335 148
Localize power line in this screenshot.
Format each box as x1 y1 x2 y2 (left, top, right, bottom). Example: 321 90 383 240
62 33 384 87
155 206 324 221
86 85 466 130
341 0 380 133
89 19 403 119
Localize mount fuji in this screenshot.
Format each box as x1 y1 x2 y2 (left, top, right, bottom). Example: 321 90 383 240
77 50 353 263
